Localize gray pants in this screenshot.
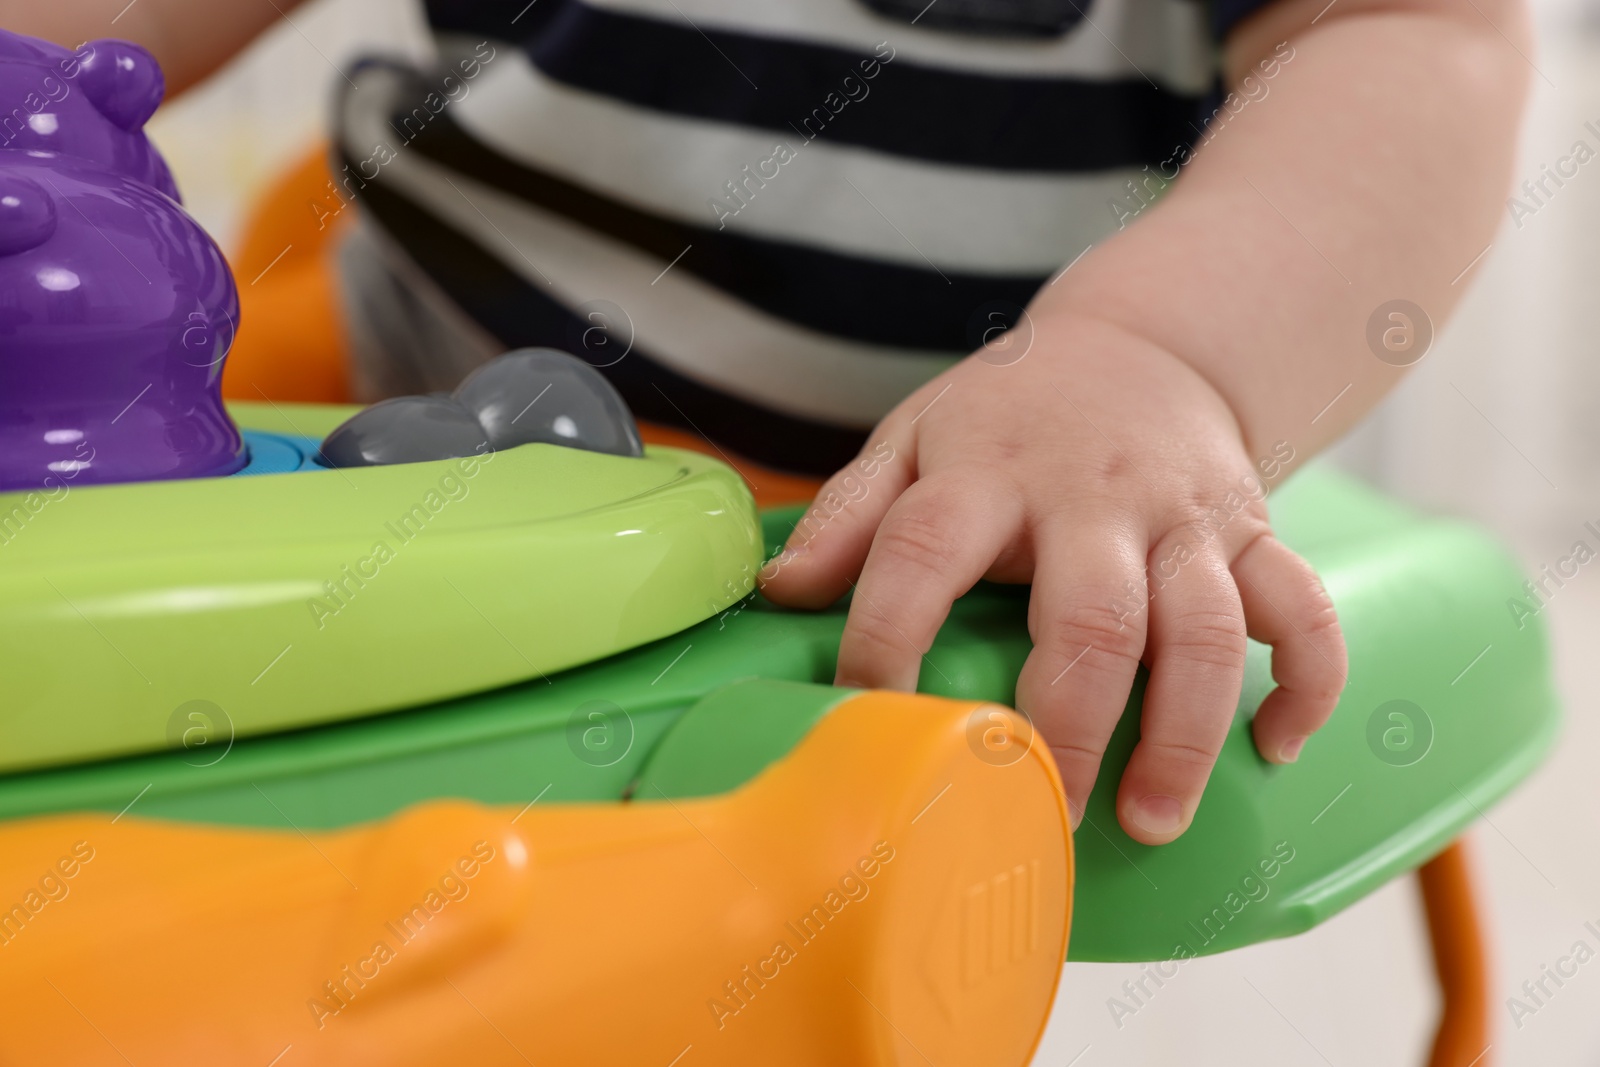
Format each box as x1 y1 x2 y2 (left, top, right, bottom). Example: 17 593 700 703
335 212 502 400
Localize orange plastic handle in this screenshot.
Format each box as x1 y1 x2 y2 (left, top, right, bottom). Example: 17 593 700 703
0 691 1071 1066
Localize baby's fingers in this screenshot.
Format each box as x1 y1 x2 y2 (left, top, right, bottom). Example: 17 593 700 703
834 472 1022 692
759 439 913 610
1117 539 1247 845
1232 534 1347 764
1014 520 1150 828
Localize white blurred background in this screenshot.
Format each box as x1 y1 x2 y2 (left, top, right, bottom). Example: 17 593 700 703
146 1 1600 1062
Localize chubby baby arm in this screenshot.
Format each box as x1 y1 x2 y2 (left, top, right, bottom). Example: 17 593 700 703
762 0 1532 844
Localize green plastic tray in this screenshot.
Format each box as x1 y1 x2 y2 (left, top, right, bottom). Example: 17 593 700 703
0 437 1558 961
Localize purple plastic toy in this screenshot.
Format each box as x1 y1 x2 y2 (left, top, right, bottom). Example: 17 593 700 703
0 30 243 492
0 32 178 200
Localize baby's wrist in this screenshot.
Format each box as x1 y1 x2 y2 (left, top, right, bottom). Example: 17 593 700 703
1018 302 1260 454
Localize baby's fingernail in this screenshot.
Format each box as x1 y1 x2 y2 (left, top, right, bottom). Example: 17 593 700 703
1132 795 1183 836
1278 736 1307 763
1066 796 1085 831
759 542 807 581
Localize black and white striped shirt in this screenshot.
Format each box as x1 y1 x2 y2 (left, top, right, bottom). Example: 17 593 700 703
333 0 1273 474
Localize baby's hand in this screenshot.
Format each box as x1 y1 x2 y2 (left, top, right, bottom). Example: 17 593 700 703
760 313 1347 844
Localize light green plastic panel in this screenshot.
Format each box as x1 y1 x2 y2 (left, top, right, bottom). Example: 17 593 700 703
0 402 763 772
227 400 358 439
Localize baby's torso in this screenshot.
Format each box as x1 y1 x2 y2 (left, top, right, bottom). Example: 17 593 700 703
335 0 1229 473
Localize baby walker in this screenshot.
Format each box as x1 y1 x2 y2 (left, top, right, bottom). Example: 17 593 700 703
0 29 1557 1067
